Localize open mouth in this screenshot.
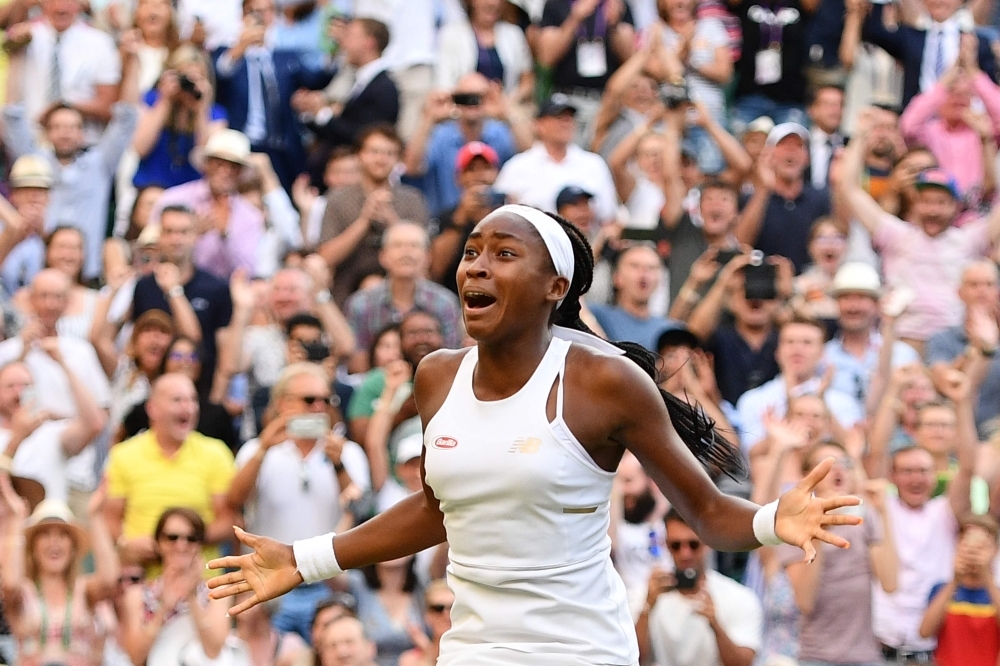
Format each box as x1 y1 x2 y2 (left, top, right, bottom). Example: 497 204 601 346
463 291 497 310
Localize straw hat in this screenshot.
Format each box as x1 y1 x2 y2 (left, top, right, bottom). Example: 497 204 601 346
24 499 89 556
201 130 252 166
9 155 54 189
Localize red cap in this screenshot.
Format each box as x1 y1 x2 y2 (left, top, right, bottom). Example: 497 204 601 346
455 141 500 173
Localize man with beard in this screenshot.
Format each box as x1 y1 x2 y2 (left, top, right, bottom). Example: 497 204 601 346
839 107 1000 352
612 451 671 617
346 310 444 446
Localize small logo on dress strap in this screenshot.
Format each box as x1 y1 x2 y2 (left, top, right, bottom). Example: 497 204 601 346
509 437 542 454
433 436 458 449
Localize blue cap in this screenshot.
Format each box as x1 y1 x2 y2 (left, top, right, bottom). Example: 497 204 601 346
914 168 960 199
555 185 593 209
537 93 578 118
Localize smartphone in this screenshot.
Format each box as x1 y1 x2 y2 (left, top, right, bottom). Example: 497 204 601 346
743 262 778 300
715 249 742 267
621 228 659 242
675 568 699 590
287 413 330 440
452 92 482 107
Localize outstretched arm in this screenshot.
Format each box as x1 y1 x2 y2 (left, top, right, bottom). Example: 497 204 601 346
837 108 889 237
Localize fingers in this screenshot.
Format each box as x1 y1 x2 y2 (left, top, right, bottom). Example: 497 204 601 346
801 540 817 564
234 526 261 548
820 495 862 511
228 594 261 616
206 556 247 573
821 513 864 527
812 528 851 550
798 457 834 493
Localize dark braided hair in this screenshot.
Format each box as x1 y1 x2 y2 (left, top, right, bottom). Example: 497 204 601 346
546 211 747 480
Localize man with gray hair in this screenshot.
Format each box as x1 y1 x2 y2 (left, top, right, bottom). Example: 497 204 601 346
344 221 462 372
926 259 1000 438
228 362 369 642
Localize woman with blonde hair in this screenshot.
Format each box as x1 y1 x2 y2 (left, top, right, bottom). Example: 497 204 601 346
0 483 120 666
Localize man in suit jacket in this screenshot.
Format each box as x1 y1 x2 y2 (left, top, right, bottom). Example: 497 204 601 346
864 0 997 108
213 0 334 192
292 18 400 188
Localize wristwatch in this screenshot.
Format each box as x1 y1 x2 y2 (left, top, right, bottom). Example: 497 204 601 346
167 285 185 299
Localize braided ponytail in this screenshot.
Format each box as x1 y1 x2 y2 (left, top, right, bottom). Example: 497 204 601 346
548 212 747 480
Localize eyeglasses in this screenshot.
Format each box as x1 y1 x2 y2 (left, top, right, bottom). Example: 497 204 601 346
119 573 143 585
427 604 449 614
294 394 335 406
161 533 201 544
169 351 200 363
667 539 702 552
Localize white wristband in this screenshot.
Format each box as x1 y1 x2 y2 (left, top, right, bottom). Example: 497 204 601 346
753 500 783 547
292 533 344 583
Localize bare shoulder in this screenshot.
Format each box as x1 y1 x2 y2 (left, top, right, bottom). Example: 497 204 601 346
564 344 663 412
413 348 473 425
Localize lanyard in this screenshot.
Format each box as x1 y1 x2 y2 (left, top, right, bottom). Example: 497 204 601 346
575 0 608 40
36 581 73 652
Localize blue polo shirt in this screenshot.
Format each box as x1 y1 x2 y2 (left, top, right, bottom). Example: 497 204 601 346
753 186 831 273
418 119 517 215
590 304 681 353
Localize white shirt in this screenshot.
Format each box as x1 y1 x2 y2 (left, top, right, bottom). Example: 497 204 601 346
919 15 961 93
5 420 72 503
356 0 445 70
649 570 763 666
348 57 389 99
735 374 864 452
873 495 957 651
22 20 121 145
809 127 842 190
235 437 370 544
823 334 920 404
494 143 620 224
613 519 674 619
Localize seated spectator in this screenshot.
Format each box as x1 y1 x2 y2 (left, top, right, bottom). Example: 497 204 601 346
926 260 1000 438
0 492 119 666
231 591 310 664
824 263 920 405
611 451 671 617
10 227 98 341
310 594 361 654
404 73 522 216
151 130 265 280
537 0 636 139
436 0 534 98
735 123 832 273
399 579 455 666
429 142 505 293
120 185 166 242
0 351 105 504
589 245 680 351
900 51 1000 207
103 373 236 567
806 85 846 191
0 156 53 297
789 218 847 327
736 317 863 452
781 443 898 666
4 0 121 141
229 362 369 641
4 41 139 281
920 514 1000 666
119 508 232 666
132 45 227 191
120 335 239 450
685 253 783 405
318 615 377 666
213 0 334 191
493 96 619 223
637 508 763 666
839 109 1000 351
316 124 430 305
347 559 422 666
293 18 399 186
346 222 463 372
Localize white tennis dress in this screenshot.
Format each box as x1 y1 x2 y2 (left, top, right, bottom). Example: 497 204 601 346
423 336 640 665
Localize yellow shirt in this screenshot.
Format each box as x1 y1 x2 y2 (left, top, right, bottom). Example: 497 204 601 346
106 430 235 564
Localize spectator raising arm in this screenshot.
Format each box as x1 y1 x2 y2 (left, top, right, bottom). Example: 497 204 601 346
537 0 602 68
835 108 891 238
403 91 457 178
688 102 753 176
685 253 753 340
364 360 414 494
938 369 977 519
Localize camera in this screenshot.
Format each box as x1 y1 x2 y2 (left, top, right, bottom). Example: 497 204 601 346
743 250 778 301
287 413 330 440
675 568 699 590
659 80 690 109
177 74 202 101
303 341 330 362
452 92 482 107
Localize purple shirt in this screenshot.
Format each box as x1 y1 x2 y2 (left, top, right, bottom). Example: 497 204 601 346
151 179 265 280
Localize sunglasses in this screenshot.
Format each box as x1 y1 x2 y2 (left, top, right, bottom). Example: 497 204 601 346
297 395 334 406
161 533 201 544
120 573 143 585
427 604 449 614
169 351 200 363
667 539 702 552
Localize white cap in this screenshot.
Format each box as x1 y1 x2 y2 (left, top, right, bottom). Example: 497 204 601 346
831 262 881 297
395 433 423 464
745 116 775 136
202 129 252 166
766 122 809 147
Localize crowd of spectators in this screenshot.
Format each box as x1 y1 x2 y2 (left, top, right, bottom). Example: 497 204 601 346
0 0 999 664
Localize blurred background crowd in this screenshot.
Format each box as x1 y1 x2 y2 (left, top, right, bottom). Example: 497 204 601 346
0 0 999 663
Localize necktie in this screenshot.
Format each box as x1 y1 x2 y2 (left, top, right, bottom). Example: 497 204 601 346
934 28 946 79
50 33 62 101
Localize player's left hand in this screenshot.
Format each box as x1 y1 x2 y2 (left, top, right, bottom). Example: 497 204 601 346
774 458 863 563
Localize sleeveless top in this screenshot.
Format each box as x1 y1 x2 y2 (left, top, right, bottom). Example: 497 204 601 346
423 337 639 665
17 578 104 666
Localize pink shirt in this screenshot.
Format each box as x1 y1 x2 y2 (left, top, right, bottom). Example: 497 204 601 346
873 213 991 340
900 72 1000 199
873 495 957 651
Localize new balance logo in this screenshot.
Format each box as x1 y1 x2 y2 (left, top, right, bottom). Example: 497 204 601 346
509 437 542 454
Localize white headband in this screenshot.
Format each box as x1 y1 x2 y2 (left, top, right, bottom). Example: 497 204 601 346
483 204 575 288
